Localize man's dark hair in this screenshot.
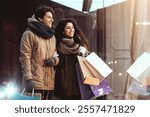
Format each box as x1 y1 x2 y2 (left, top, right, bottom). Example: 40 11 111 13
35 5 54 20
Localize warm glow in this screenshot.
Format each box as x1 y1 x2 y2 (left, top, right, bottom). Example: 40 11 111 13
136 22 150 25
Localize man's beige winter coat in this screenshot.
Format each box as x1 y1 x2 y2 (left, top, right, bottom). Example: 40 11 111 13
20 30 59 90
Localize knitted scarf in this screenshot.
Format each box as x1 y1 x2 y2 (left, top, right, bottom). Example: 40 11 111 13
27 16 55 39
58 38 80 54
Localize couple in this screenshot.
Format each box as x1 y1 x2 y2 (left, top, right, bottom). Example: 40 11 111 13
19 5 89 100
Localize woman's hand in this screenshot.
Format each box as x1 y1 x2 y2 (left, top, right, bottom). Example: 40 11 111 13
78 46 87 57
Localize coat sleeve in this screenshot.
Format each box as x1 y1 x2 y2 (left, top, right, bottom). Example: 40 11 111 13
19 31 33 80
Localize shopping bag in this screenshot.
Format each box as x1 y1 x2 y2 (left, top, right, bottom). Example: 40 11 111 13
76 64 112 100
90 79 112 99
85 52 112 82
8 88 41 100
77 56 100 85
128 79 150 96
127 52 150 85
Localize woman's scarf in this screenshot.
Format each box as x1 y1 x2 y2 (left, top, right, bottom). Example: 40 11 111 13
58 38 80 54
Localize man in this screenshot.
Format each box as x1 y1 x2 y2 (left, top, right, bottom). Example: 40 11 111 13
20 5 59 100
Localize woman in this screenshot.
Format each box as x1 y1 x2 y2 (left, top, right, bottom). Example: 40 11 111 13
54 18 89 100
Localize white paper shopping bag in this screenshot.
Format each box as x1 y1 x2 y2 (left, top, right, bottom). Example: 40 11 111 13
85 52 113 80
127 52 150 83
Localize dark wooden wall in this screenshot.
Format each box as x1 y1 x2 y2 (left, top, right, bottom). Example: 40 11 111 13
0 0 51 87
96 9 106 60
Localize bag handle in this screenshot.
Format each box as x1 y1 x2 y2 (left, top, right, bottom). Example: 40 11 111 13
21 88 35 97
